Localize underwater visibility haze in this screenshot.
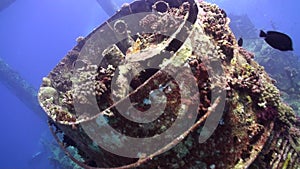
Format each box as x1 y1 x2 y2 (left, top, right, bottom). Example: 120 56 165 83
0 0 300 168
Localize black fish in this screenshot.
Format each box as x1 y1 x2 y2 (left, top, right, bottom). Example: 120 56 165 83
238 37 243 47
259 30 293 51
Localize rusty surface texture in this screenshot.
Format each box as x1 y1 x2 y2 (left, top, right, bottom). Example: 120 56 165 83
38 0 300 168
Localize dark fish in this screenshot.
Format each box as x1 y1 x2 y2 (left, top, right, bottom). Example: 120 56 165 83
259 30 293 51
238 37 243 47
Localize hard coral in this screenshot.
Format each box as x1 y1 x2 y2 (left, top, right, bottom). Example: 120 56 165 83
256 106 278 122
238 47 255 63
38 0 300 168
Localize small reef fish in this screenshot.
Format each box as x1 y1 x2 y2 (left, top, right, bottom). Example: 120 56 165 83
259 30 293 51
31 152 42 159
238 37 243 47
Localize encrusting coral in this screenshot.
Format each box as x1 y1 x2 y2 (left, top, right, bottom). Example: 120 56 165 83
38 0 300 168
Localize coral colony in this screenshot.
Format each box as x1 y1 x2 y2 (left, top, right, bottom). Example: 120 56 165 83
38 0 300 168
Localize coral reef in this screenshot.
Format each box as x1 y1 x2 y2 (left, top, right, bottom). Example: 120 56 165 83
40 133 83 169
229 14 300 117
38 0 300 168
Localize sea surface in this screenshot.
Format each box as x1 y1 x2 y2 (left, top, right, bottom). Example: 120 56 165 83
0 0 299 168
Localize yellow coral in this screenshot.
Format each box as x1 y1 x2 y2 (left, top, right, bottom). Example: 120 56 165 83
126 38 142 55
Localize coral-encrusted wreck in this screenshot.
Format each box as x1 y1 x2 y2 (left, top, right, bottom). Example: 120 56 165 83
38 0 300 168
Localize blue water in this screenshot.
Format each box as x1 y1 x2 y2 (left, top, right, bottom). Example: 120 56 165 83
0 0 299 168
207 0 300 54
